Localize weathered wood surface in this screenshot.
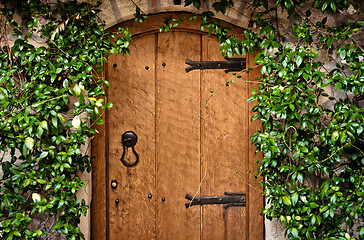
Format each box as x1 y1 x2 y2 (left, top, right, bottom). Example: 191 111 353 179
156 31 201 240
107 34 156 239
91 97 107 240
248 51 265 240
92 14 264 240
91 59 109 240
201 34 249 240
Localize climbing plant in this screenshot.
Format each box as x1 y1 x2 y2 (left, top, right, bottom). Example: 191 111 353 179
177 0 364 239
0 0 130 239
0 0 363 239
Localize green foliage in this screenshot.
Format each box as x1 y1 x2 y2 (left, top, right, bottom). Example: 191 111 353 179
159 15 186 32
134 6 147 23
1 0 363 239
184 0 364 239
247 1 363 239
0 0 131 239
184 0 234 13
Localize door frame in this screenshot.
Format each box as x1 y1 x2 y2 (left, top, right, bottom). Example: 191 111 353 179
91 12 264 239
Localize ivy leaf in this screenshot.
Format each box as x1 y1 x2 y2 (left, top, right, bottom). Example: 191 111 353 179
340 50 346 60
335 82 342 90
212 0 233 14
0 87 9 107
72 116 81 129
32 193 41 202
193 0 201 9
40 121 48 130
134 6 147 23
24 179 32 187
291 227 298 238
73 84 81 96
331 131 339 144
311 215 317 225
106 102 113 109
310 202 319 208
96 119 104 124
296 54 303 67
283 196 291 205
85 65 93 73
57 113 65 122
39 151 48 159
96 99 104 107
358 226 364 238
52 117 58 128
284 43 290 52
25 137 35 150
36 125 43 138
291 192 299 205
36 179 47 184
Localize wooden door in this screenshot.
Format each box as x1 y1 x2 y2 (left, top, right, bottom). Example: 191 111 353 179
92 14 263 240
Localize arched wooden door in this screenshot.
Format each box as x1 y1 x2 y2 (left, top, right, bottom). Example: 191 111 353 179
92 13 263 240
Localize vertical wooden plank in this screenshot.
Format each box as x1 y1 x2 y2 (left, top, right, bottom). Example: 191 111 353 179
107 34 156 240
91 107 107 240
156 31 201 240
248 51 265 239
92 15 265 240
201 35 250 240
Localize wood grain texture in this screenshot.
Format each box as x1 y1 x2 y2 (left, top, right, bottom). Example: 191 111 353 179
200 35 250 240
91 104 107 240
247 51 265 239
156 31 201 240
107 34 156 240
93 13 265 239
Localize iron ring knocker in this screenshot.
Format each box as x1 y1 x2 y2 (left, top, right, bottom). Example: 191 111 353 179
120 131 139 167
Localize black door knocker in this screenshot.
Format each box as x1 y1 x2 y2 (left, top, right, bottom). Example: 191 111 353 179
120 131 139 167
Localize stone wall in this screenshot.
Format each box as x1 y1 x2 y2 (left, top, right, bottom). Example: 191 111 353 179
98 0 252 29
1 0 362 239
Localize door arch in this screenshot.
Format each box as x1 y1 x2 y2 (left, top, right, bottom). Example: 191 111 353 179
92 13 263 240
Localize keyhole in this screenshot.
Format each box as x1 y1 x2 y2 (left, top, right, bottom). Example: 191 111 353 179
111 180 118 189
125 147 130 161
115 199 119 210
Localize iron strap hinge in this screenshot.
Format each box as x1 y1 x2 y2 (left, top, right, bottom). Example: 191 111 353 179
185 192 246 209
185 58 246 73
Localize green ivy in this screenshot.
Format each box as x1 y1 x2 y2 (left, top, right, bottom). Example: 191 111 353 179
247 1 363 239
1 0 363 239
0 0 131 239
246 2 363 239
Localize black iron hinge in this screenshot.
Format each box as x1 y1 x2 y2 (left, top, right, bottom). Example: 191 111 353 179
185 58 246 73
185 192 246 209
